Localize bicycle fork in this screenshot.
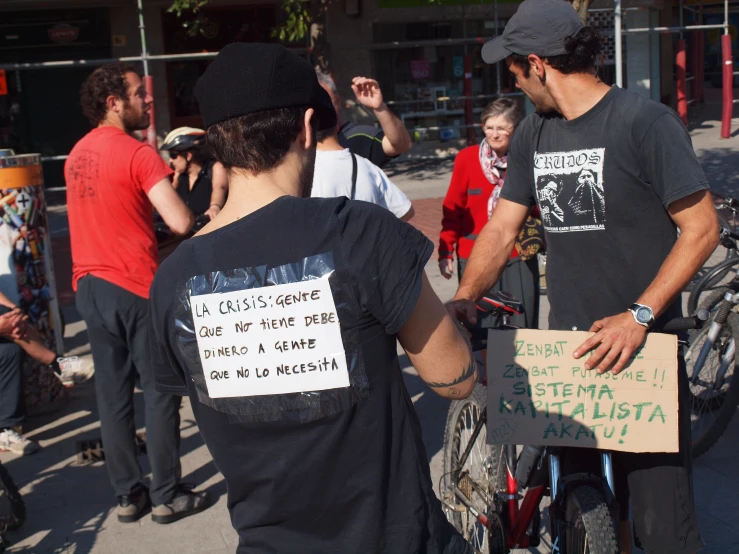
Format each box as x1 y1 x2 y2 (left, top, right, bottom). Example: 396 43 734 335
692 294 737 391
548 452 615 502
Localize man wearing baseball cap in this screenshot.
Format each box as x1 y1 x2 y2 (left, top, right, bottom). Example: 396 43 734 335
449 0 715 551
149 43 476 552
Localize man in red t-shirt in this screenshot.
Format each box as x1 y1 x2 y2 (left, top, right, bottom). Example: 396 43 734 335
65 63 209 524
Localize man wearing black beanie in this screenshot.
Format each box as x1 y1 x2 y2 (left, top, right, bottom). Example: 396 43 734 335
148 43 477 553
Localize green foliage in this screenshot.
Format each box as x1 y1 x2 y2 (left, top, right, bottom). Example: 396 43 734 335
272 0 312 43
167 0 210 38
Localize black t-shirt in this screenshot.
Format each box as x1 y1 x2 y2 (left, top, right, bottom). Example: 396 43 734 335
176 159 215 215
338 121 395 168
500 87 709 331
149 197 469 554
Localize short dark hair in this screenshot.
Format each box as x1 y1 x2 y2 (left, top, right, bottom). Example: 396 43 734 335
316 126 337 143
186 144 211 166
510 27 602 78
207 107 313 173
80 62 138 126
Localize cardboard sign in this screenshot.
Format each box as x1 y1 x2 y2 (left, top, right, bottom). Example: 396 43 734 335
487 329 679 453
190 278 350 399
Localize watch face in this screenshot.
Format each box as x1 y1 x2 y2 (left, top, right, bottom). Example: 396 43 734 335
636 307 652 323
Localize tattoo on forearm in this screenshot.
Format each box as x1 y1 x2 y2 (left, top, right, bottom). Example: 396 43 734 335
427 357 478 389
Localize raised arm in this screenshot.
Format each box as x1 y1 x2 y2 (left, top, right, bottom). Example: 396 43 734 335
351 77 412 157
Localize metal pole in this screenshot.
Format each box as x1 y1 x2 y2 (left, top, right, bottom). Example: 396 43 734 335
680 0 684 39
494 0 501 97
137 0 149 77
614 0 624 87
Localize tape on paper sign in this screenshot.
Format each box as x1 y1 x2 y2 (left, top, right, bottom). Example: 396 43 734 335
191 278 350 398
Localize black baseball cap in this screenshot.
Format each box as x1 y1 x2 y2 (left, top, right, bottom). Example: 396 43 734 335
481 0 583 64
194 43 336 131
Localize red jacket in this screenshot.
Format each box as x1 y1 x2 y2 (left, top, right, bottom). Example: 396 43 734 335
439 145 519 261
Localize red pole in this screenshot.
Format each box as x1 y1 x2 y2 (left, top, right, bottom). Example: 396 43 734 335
463 55 475 146
144 74 157 149
676 39 688 126
721 34 733 139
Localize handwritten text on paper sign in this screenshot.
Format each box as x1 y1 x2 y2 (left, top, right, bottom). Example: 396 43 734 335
487 329 679 453
190 278 350 399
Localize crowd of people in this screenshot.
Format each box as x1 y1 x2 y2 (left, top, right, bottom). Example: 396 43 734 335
0 0 718 551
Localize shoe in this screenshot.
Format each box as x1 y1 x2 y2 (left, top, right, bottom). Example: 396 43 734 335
0 428 40 455
118 486 151 523
152 484 211 524
56 356 94 386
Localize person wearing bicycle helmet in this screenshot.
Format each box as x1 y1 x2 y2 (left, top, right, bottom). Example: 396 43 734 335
161 127 228 220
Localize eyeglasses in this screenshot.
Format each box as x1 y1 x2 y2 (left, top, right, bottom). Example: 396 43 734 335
169 152 181 159
484 126 513 135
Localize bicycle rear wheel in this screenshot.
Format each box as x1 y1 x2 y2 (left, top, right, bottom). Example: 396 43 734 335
562 485 619 554
442 384 506 554
685 311 739 458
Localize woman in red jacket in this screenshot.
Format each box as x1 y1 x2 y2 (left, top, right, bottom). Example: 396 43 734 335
439 98 539 329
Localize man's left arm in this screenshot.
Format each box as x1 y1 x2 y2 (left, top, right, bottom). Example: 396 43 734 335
351 77 412 157
574 112 719 374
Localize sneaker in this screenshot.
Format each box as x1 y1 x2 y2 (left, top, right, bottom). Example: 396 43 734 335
0 428 40 455
118 485 151 523
57 356 94 386
152 484 211 524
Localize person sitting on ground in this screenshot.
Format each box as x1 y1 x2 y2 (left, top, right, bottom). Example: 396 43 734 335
149 43 476 553
0 291 92 388
317 72 412 168
161 127 228 220
312 126 415 221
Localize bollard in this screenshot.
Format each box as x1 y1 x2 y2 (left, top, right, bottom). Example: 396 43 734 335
721 33 733 139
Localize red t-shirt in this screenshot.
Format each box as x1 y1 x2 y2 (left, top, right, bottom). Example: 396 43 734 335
65 126 173 299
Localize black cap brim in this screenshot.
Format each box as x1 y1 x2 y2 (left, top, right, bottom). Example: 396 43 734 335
481 37 511 65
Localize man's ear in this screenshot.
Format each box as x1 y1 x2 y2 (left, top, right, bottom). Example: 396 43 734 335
105 94 123 114
528 54 547 82
186 152 194 163
299 108 316 150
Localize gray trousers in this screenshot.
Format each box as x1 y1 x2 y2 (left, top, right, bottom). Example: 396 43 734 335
76 275 181 505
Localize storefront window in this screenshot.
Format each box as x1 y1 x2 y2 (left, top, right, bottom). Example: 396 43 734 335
373 20 518 143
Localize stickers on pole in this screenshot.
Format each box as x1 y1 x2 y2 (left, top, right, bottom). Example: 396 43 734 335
190 277 350 399
487 329 679 453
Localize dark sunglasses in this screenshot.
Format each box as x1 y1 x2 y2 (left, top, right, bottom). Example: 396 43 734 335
169 152 182 159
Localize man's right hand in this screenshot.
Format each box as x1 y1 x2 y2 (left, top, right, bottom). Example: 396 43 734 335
446 298 477 325
0 309 27 340
439 259 454 280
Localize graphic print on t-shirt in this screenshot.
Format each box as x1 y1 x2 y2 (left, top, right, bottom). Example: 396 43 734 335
533 148 605 233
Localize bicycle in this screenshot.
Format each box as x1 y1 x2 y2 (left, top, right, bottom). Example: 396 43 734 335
440 292 706 553
686 225 739 316
685 276 739 457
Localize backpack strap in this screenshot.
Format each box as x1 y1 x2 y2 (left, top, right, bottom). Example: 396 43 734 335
350 152 358 200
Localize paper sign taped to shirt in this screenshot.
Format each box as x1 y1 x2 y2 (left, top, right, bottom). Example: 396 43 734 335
487 329 679 453
190 278 350 399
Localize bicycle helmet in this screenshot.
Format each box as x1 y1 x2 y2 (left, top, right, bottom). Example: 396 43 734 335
161 127 206 152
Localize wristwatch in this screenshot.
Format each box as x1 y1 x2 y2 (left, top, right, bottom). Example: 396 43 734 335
628 303 655 329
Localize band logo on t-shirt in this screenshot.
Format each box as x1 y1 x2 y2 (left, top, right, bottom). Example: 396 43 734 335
533 148 606 233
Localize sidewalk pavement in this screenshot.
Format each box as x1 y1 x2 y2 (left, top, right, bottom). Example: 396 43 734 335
5 93 739 553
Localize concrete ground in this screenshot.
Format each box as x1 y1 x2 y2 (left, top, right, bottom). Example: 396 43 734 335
3 90 739 553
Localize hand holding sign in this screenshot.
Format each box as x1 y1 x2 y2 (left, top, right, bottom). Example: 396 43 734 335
573 312 649 375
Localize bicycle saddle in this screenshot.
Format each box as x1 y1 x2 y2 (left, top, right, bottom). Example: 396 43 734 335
476 291 524 315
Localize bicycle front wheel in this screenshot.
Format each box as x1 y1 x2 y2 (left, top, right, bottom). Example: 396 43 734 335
562 485 619 554
686 311 739 458
687 256 739 316
441 384 506 554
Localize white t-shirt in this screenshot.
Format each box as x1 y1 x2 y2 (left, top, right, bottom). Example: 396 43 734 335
312 149 412 219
